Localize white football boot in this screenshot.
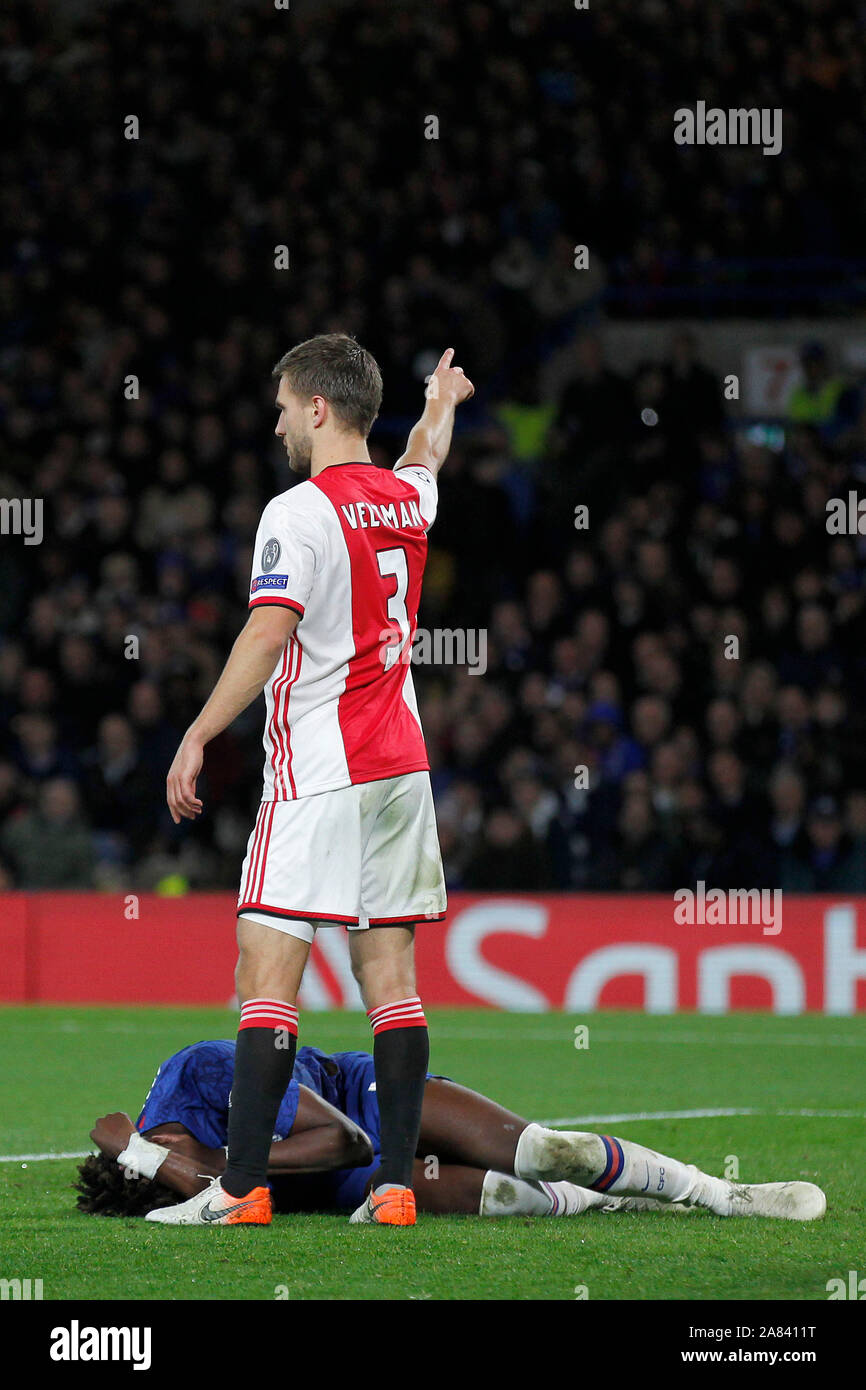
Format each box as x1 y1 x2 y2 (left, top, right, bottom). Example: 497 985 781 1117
145 1177 272 1225
684 1168 826 1220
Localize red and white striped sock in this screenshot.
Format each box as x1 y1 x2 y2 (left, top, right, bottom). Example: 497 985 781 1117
222 996 299 1197
367 996 427 1034
367 995 429 1189
238 997 298 1037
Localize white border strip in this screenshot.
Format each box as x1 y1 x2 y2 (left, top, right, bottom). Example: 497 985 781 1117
433 1028 866 1048
538 1107 866 1126
3 1104 863 1163
0 1150 93 1163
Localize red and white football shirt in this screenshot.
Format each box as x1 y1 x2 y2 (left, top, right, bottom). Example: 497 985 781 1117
248 462 437 801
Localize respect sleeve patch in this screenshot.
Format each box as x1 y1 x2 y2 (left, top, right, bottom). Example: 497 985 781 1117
250 574 289 593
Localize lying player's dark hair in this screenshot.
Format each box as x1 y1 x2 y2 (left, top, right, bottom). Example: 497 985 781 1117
273 332 383 437
74 1153 179 1218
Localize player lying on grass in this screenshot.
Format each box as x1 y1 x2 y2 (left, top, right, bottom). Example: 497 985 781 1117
75 1040 826 1223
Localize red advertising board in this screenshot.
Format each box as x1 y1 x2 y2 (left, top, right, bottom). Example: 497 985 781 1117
1 892 864 1013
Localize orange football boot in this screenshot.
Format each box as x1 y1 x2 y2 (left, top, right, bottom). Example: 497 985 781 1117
349 1186 417 1225
145 1178 272 1225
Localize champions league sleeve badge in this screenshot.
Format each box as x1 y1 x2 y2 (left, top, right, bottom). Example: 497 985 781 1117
260 537 281 572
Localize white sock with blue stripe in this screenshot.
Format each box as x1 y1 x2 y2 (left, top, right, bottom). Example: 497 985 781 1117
480 1170 607 1217
513 1123 701 1204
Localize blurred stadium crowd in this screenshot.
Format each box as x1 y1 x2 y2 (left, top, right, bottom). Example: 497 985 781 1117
3 0 866 893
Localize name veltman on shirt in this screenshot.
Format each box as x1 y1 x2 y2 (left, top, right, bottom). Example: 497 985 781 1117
248 462 438 802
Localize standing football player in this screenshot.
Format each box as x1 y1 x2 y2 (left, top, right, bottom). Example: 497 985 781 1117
161 335 474 1228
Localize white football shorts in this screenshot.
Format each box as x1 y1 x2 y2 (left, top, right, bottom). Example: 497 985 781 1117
237 770 447 943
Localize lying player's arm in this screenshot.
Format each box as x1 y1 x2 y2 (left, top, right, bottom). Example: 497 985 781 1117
265 1089 373 1174
90 1113 219 1199
141 1097 371 1180
166 605 298 823
90 1092 373 1199
394 347 474 479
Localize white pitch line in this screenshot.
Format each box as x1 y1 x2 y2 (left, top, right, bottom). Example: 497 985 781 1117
537 1107 866 1126
539 1108 757 1125
2 1104 863 1164
432 1028 866 1048
0 1150 92 1163
4 1021 864 1046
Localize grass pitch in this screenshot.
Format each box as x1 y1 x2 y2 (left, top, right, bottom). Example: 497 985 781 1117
0 1007 862 1301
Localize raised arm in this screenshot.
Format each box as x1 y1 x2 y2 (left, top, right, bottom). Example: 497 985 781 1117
394 347 475 478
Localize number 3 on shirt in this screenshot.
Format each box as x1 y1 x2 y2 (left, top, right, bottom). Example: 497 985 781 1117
377 547 410 671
